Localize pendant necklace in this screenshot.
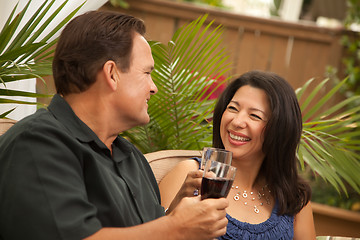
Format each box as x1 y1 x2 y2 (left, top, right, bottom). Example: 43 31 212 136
232 184 271 214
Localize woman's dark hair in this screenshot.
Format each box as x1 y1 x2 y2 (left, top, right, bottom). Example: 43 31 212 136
213 70 311 215
53 11 146 95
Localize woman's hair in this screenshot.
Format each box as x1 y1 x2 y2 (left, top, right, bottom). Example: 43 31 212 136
53 11 146 95
213 70 311 215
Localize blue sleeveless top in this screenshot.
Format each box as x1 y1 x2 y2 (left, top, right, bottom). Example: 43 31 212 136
218 204 294 240
192 157 294 240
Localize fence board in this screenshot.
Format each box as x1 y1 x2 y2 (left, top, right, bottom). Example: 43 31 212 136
101 0 352 92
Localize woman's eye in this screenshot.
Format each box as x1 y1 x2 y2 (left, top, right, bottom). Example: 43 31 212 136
227 106 237 111
250 114 262 120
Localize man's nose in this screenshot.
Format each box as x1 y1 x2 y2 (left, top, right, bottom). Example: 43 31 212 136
150 78 158 94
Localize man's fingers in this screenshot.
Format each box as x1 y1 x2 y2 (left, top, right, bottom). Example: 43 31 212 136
202 197 229 210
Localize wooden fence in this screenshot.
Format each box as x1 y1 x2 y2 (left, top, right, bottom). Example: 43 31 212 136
100 0 355 105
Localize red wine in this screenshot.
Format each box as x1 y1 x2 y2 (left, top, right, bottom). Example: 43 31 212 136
201 177 234 200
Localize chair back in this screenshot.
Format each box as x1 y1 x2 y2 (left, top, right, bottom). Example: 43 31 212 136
144 149 201 184
0 119 17 136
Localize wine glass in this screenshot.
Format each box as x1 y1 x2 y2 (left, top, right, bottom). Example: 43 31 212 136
201 160 236 200
200 147 232 170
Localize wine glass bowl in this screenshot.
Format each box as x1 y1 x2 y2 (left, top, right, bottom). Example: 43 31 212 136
201 160 236 200
200 147 232 170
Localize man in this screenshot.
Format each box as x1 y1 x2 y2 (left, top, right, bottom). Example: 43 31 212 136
0 11 228 239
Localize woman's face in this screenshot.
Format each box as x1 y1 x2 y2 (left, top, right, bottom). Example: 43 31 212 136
220 85 270 162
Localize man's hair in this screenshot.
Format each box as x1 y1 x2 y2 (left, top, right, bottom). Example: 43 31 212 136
53 11 146 95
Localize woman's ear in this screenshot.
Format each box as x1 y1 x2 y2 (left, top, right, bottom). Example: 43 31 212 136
103 60 118 91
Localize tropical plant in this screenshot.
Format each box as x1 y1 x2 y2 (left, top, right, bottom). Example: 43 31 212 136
339 0 360 108
109 0 129 9
123 15 360 195
297 77 360 195
122 15 231 152
180 0 226 8
0 0 85 118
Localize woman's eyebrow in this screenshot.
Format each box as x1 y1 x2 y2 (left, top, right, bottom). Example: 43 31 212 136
250 107 267 115
229 100 240 106
230 101 266 115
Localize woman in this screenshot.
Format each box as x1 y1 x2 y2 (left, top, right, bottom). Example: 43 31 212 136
159 70 316 239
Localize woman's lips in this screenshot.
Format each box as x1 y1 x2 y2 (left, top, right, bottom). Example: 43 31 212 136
229 132 250 142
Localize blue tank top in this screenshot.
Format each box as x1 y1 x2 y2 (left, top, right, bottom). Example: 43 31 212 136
192 157 294 239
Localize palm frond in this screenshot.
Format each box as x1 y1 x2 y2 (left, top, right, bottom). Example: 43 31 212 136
0 108 15 118
0 1 85 117
123 15 231 153
297 78 360 194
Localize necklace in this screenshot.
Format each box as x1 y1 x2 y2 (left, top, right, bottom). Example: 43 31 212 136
231 184 271 214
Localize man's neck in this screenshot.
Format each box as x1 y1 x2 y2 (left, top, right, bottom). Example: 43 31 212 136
63 92 119 152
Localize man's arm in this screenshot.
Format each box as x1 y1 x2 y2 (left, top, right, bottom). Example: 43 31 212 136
85 196 229 240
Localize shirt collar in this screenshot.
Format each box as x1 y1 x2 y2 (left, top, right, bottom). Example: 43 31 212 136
47 94 102 144
47 94 133 157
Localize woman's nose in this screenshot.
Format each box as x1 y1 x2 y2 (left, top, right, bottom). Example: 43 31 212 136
233 114 247 128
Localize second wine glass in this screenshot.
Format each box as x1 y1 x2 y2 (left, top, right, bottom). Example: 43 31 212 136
200 147 232 170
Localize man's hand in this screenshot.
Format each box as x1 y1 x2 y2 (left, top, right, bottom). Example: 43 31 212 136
167 196 229 240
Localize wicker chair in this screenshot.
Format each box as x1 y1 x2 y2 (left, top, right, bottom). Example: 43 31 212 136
0 118 17 136
144 149 201 184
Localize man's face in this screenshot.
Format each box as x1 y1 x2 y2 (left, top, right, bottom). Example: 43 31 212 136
115 33 157 130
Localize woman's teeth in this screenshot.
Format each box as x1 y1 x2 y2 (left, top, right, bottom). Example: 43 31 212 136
230 133 250 142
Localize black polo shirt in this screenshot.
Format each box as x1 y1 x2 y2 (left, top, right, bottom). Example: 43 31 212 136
0 94 164 240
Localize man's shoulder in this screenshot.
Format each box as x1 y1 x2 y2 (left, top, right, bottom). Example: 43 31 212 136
0 108 66 144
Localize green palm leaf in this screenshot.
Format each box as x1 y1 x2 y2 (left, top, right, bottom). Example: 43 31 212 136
298 78 360 194
123 15 231 153
0 1 85 117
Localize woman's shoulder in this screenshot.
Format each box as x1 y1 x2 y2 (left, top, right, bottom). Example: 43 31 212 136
159 158 200 188
173 158 200 172
190 157 201 165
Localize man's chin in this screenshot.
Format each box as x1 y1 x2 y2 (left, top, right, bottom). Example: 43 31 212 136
139 116 151 126
127 114 151 129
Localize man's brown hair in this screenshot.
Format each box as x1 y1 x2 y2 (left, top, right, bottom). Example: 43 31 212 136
53 11 146 95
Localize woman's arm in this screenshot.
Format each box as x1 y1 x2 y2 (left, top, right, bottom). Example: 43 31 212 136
293 201 317 240
159 159 200 211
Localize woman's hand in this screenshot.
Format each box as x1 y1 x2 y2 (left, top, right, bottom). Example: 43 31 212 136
158 159 201 213
166 169 203 214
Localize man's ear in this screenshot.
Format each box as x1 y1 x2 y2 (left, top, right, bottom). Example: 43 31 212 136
103 60 118 91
